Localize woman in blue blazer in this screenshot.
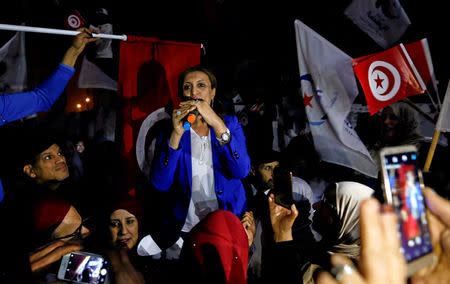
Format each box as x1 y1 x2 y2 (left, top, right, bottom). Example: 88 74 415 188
150 65 251 250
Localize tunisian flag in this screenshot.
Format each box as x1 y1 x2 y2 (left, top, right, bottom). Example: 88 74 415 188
352 44 426 115
118 36 201 194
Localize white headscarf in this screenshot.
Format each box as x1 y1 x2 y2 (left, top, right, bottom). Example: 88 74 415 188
328 181 374 259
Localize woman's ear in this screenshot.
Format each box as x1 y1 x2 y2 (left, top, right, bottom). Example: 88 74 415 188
23 164 37 179
211 87 216 100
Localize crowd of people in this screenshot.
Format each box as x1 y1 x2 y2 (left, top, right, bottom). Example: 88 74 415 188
0 30 449 284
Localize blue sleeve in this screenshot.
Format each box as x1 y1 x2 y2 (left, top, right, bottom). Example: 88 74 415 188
151 134 183 191
0 179 4 203
215 115 251 179
0 63 75 125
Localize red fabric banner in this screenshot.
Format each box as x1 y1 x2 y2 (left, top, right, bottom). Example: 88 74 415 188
118 36 201 193
352 44 425 115
404 39 439 96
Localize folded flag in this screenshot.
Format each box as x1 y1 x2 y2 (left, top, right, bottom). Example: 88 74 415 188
344 0 411 48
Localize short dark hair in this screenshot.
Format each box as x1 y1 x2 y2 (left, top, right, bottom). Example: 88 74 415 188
20 129 63 166
250 149 281 167
177 65 225 118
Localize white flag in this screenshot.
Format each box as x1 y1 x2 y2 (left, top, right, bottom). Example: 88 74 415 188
78 56 117 91
294 19 378 178
0 31 27 93
344 0 411 49
436 80 450 132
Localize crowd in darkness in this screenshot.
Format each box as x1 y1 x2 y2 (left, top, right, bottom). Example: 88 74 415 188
0 2 450 283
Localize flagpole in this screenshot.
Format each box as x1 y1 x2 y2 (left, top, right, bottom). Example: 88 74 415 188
423 129 440 172
0 23 127 41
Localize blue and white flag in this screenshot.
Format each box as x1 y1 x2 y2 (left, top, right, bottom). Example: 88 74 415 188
344 0 411 49
294 19 378 178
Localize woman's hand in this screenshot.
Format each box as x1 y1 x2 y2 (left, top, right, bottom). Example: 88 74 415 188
29 240 83 273
268 194 298 242
179 100 227 133
61 27 99 67
316 198 407 284
169 103 194 149
241 211 256 246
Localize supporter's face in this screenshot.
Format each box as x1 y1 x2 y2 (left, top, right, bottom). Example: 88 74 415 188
109 209 139 250
257 161 279 190
28 144 69 183
52 206 90 241
182 71 216 105
76 141 85 153
312 199 339 241
382 108 399 138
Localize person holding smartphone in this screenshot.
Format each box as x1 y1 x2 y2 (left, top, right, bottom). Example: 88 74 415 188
316 186 450 284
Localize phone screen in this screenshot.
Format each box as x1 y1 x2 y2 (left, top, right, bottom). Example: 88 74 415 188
63 253 108 283
383 151 433 263
273 167 294 209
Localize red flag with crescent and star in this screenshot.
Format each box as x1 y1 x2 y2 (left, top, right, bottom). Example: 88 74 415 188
352 44 426 115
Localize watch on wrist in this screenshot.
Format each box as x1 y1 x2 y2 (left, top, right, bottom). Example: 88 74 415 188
217 128 231 144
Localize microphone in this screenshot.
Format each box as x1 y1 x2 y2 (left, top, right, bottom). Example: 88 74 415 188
181 97 202 130
183 109 199 130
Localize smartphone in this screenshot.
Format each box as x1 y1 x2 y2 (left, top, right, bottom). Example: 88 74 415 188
58 251 109 284
272 167 294 209
379 145 436 276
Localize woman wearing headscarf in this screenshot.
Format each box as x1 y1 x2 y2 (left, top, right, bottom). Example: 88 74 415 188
27 193 90 281
103 193 175 284
179 209 249 284
360 101 425 165
301 181 374 284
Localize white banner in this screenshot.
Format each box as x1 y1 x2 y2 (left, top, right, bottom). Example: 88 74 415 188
436 80 450 133
344 0 411 48
294 19 378 178
78 56 117 91
0 31 27 93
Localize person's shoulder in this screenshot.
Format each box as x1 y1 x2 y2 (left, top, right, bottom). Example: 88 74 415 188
293 176 312 191
223 115 238 124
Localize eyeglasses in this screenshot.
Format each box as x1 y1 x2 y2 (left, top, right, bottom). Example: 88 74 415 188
51 217 91 241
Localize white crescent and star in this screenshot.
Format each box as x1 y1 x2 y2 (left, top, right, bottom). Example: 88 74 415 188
368 60 401 101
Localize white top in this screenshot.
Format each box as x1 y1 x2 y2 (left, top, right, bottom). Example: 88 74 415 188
182 129 218 232
137 128 219 258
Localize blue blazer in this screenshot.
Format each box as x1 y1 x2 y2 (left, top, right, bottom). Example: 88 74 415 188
151 115 250 246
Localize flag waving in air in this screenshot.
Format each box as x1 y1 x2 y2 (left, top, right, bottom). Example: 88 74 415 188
352 44 426 115
294 19 378 178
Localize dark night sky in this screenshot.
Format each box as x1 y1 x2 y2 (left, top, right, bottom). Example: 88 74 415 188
0 0 448 102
